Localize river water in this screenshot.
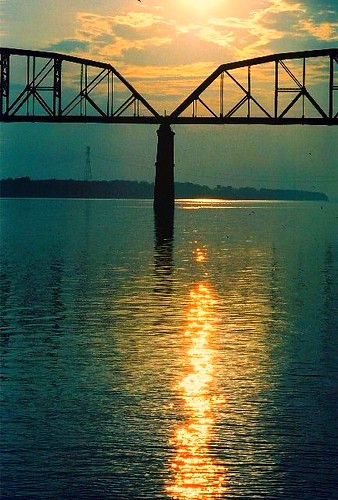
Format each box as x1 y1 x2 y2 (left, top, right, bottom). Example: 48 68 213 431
1 198 337 499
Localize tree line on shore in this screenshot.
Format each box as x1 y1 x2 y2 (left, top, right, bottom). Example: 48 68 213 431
0 177 328 201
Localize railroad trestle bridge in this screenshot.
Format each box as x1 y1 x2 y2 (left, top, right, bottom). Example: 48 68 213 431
1 46 337 215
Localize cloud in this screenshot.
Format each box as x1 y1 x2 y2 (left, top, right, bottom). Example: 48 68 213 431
300 20 338 40
187 0 337 60
44 39 90 54
74 11 173 60
200 0 307 58
110 12 164 29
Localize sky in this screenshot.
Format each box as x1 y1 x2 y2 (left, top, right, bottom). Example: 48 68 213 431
1 0 338 198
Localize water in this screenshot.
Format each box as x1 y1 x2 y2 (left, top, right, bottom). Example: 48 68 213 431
1 198 337 499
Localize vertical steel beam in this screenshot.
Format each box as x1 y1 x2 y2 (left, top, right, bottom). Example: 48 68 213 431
274 60 279 119
26 55 30 115
53 57 62 116
84 64 88 116
111 72 114 117
80 63 84 116
247 65 251 118
302 57 306 119
80 63 89 116
107 69 110 116
220 71 224 118
133 98 139 117
32 56 36 116
329 54 334 119
0 50 10 116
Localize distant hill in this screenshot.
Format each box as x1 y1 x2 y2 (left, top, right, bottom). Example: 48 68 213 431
0 177 329 201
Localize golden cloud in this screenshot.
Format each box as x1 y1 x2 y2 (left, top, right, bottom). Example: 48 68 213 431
111 12 164 29
74 11 173 58
300 20 338 40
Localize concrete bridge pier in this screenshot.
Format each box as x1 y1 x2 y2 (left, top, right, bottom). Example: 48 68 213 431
154 122 175 218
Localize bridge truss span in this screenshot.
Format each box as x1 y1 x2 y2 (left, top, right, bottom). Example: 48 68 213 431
170 48 338 125
0 47 160 123
1 47 337 125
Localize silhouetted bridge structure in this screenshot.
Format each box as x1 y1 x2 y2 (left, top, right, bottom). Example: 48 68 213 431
1 46 337 215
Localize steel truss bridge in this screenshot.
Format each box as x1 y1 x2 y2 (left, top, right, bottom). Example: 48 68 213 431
1 47 337 125
1 46 337 215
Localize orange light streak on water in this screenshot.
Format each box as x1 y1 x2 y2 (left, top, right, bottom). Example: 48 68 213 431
194 247 207 263
166 282 227 499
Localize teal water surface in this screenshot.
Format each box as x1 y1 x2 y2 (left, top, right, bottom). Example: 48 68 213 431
1 198 337 499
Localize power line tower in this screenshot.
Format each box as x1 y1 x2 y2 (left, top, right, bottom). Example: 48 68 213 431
84 146 92 181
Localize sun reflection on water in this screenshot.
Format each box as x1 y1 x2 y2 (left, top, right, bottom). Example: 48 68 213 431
166 282 227 499
193 246 207 263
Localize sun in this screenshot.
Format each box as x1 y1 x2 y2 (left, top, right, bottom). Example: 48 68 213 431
180 0 222 18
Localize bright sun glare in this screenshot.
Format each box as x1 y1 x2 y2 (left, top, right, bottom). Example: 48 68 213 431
166 282 227 498
181 0 221 16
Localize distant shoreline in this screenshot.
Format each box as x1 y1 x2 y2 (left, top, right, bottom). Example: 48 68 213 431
0 177 329 202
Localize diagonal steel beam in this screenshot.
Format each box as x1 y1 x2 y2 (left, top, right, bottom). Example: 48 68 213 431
6 56 55 115
62 68 111 116
224 69 271 118
170 66 223 118
303 89 328 118
196 96 218 118
113 95 136 117
0 47 161 120
224 95 248 118
110 65 160 118
171 48 338 119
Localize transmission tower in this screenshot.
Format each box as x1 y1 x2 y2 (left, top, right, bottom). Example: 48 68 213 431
84 146 92 181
